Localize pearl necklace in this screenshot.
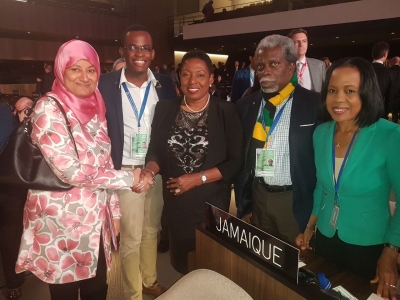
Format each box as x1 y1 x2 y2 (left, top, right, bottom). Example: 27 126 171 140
184 95 210 113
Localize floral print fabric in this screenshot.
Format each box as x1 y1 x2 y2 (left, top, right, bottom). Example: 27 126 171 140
16 96 133 284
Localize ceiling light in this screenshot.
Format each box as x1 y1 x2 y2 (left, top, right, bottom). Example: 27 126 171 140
15 0 28 2
76 36 79 38
391 32 395 35
352 41 355 43
336 37 339 39
310 44 313 46
115 39 118 42
27 31 30 34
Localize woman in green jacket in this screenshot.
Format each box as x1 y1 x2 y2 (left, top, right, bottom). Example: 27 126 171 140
296 57 400 300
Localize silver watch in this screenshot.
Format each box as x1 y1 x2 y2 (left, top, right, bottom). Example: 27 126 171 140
201 171 207 184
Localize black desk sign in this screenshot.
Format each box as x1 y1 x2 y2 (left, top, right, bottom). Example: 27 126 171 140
206 203 300 283
12 90 20 96
32 92 41 100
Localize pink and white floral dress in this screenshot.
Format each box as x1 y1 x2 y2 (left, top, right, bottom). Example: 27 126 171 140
16 96 133 284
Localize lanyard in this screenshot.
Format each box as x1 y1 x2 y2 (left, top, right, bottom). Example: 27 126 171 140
122 82 151 129
297 62 307 79
332 123 359 203
259 93 293 143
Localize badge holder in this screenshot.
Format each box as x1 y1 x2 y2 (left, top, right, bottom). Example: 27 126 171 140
255 148 275 177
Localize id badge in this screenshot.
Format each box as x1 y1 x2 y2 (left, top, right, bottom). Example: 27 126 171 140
131 133 148 159
330 204 340 229
255 148 275 177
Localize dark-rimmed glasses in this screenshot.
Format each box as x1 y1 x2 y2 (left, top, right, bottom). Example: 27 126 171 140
122 45 153 53
16 106 32 116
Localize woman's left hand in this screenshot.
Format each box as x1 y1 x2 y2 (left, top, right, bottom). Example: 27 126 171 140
370 247 398 300
166 173 202 195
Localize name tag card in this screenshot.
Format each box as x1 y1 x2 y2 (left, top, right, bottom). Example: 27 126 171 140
206 203 300 283
131 133 148 159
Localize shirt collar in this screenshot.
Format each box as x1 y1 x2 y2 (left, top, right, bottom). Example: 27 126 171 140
372 60 384 65
119 67 157 88
298 57 307 65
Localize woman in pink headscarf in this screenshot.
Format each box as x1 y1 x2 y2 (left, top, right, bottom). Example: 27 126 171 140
15 40 150 300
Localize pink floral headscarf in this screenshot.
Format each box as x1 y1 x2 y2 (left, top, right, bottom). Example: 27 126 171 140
49 39 106 125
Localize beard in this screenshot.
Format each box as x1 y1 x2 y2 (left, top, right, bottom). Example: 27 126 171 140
259 77 279 93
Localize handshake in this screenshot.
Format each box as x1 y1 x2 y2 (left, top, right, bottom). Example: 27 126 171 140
131 168 155 193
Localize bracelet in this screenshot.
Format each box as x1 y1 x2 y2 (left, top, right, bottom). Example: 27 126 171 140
306 224 315 230
384 242 400 254
143 168 156 183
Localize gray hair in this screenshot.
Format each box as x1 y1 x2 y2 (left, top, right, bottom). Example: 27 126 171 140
112 58 126 72
255 34 297 65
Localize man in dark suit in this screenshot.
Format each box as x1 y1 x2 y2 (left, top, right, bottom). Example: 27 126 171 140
371 41 392 119
231 47 257 103
235 34 318 243
98 24 175 300
389 56 400 123
288 28 326 93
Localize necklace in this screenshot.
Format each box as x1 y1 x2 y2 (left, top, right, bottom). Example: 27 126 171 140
184 95 210 113
335 129 358 148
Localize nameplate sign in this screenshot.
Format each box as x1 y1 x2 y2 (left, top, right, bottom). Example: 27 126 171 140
205 203 300 283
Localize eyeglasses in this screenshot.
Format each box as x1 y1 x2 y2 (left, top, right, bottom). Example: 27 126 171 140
122 45 153 53
16 106 32 116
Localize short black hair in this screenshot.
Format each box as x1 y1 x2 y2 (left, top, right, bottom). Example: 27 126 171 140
319 57 384 127
180 49 213 74
121 24 153 47
287 28 308 38
372 41 389 60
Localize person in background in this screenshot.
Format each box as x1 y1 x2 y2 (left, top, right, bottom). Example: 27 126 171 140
296 57 400 300
16 39 148 300
209 83 218 97
288 28 326 93
202 0 214 22
231 46 257 103
13 97 33 123
99 24 176 299
0 103 26 300
371 41 393 119
143 49 244 274
36 63 56 96
112 58 126 72
320 57 332 70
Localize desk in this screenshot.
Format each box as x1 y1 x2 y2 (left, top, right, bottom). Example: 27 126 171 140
190 223 376 300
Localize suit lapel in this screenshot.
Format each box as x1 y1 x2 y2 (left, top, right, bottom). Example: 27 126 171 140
154 73 164 100
244 92 262 157
339 123 376 183
306 58 316 91
203 100 218 170
111 71 124 143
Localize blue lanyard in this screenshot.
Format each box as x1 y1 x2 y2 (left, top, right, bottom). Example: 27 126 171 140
259 93 293 142
332 123 359 203
122 82 151 128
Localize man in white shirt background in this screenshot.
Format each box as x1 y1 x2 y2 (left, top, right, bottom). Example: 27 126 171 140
288 28 326 93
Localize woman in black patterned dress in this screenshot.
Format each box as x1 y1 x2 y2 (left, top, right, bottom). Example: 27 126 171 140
143 50 244 274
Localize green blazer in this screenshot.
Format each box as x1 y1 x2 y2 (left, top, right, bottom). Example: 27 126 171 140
312 119 400 246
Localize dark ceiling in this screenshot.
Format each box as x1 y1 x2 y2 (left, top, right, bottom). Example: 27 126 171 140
173 17 400 62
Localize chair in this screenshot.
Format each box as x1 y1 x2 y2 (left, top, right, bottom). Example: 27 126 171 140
157 269 253 300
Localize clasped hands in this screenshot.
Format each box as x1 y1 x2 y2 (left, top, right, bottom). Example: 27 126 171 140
131 168 155 193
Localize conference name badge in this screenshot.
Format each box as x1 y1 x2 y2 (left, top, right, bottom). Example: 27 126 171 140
131 133 148 159
255 148 275 177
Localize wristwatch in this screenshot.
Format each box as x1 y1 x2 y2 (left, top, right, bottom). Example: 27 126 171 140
201 171 207 184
